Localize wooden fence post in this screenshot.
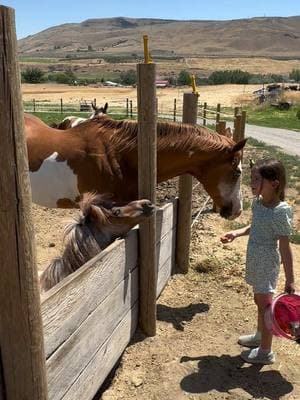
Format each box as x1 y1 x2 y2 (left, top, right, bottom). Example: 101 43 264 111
216 103 221 125
203 101 207 126
234 114 242 143
137 61 157 336
0 6 48 399
173 98 177 122
60 98 63 113
126 98 129 117
33 97 36 112
240 110 246 141
176 93 198 274
130 100 133 118
216 120 226 134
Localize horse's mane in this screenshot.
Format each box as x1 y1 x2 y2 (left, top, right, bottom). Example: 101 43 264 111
39 193 117 292
75 116 235 153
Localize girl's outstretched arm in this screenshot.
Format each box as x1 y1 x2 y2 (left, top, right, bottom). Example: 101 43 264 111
279 236 295 294
220 224 251 243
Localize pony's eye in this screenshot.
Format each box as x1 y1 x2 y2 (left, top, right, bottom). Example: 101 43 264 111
112 208 121 216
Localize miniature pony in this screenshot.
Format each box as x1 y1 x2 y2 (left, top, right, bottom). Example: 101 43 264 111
40 192 154 292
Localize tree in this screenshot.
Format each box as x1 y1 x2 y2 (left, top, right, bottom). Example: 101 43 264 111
21 67 44 83
177 70 191 85
120 70 137 85
290 69 300 82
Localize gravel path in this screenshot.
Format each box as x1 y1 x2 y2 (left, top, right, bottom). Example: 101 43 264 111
245 124 300 156
197 117 300 156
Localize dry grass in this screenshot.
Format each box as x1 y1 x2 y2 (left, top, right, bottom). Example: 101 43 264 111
21 82 263 108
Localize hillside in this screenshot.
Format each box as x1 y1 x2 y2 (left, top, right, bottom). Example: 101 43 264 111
18 16 300 58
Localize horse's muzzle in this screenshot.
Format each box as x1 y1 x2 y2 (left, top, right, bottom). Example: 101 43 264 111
220 204 233 219
220 203 242 220
142 201 155 216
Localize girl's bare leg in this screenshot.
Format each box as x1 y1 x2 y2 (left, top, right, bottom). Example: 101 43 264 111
254 293 273 351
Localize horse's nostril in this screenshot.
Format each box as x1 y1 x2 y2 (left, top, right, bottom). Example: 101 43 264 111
220 205 232 219
142 202 155 215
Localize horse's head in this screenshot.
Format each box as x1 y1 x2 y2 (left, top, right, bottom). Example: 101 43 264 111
193 139 247 220
90 101 108 118
80 192 155 236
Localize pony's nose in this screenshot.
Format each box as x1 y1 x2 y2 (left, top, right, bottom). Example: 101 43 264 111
142 201 155 216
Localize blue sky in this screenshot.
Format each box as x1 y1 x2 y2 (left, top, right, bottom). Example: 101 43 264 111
1 0 299 39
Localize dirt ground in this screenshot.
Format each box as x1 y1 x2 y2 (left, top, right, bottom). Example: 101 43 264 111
32 142 300 400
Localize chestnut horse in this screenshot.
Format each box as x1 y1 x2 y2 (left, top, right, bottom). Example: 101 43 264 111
51 101 108 129
40 192 155 292
25 113 246 218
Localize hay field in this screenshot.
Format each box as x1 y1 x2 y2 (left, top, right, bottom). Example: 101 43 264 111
22 83 263 108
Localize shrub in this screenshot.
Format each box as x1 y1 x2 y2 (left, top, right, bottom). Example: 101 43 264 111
289 69 300 82
120 69 136 85
208 69 250 85
21 67 44 83
177 70 191 85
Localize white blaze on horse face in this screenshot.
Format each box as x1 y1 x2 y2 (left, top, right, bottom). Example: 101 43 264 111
29 152 80 208
218 161 243 218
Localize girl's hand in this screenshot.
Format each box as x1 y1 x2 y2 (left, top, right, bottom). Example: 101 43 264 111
220 232 237 243
285 281 295 294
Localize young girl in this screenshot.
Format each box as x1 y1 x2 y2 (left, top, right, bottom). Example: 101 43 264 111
221 158 295 365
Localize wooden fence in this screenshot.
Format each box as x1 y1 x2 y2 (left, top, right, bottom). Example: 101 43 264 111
41 200 177 400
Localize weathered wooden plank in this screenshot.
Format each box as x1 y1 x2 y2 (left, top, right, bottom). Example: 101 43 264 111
157 227 176 272
47 268 138 400
157 257 173 298
42 230 138 358
156 200 177 241
0 6 47 399
62 303 138 400
157 229 176 297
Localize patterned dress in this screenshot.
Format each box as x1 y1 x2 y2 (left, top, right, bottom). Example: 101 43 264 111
246 197 293 293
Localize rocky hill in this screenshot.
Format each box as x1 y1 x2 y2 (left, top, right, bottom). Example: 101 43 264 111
18 16 300 58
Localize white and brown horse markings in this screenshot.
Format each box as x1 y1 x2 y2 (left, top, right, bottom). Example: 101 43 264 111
52 101 108 129
25 113 246 219
40 192 155 292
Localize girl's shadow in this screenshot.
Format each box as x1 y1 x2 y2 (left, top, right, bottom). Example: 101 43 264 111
180 354 293 400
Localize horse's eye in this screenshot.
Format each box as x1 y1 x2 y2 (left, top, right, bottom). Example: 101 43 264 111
112 208 121 216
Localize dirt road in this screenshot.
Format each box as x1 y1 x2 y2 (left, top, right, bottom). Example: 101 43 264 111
245 124 300 156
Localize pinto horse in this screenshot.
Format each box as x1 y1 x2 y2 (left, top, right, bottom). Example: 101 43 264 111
40 192 155 291
25 113 246 218
51 101 108 129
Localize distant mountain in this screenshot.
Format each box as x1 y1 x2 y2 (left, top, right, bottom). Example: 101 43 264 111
18 16 300 58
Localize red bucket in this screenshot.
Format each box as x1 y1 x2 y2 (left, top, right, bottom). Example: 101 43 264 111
265 293 300 340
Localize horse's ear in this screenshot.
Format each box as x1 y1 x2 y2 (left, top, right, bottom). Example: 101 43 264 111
228 138 247 153
91 101 97 110
104 102 108 113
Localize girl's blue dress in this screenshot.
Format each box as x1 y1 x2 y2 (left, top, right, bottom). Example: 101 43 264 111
246 197 293 293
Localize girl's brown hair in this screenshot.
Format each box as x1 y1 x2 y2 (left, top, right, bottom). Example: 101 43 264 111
253 158 287 201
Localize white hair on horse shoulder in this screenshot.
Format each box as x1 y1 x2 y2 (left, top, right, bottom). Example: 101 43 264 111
29 152 80 208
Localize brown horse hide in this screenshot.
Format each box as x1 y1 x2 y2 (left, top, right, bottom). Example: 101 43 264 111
24 113 246 219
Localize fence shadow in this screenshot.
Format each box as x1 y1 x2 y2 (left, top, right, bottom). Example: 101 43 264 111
157 302 209 331
180 354 293 400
